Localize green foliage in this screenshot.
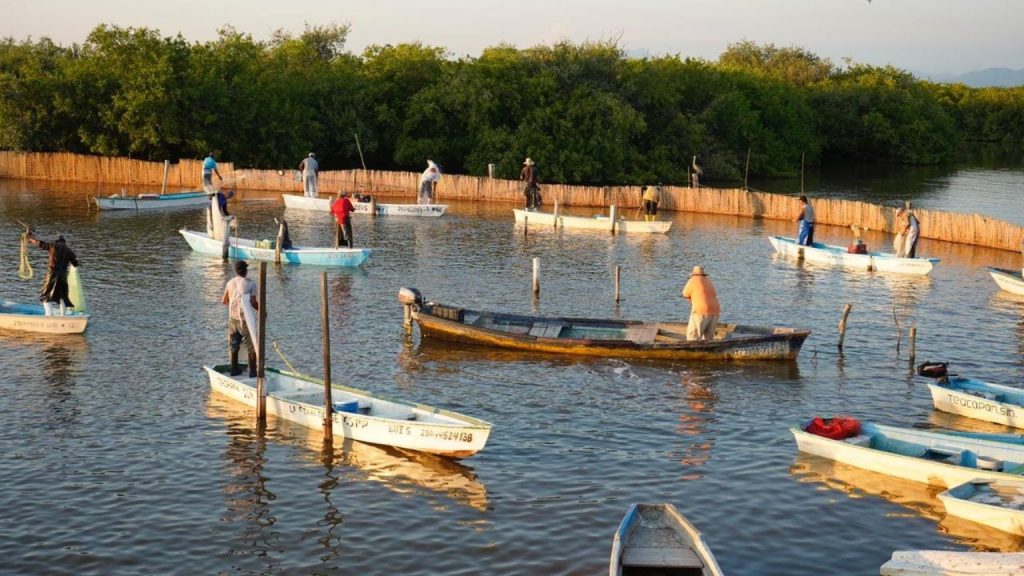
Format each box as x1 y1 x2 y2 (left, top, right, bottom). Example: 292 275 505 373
0 31 1017 183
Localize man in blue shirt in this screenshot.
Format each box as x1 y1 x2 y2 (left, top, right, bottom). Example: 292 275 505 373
202 152 222 193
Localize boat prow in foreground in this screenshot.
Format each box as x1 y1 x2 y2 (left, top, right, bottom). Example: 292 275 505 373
205 365 491 457
881 550 1024 576
989 267 1024 296
282 194 447 216
399 288 809 361
513 208 672 234
769 236 938 275
938 479 1024 536
179 229 370 266
609 503 723 576
0 300 89 334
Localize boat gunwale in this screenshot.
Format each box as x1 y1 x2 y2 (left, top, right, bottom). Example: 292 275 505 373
179 229 372 257
770 235 940 264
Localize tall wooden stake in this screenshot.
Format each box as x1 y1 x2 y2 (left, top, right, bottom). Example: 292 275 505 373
614 265 621 302
532 257 540 296
523 215 528 239
744 148 751 191
354 133 367 171
274 221 284 264
256 262 268 423
837 303 852 351
552 200 560 229
321 272 334 444
609 205 618 234
909 326 917 363
161 160 170 195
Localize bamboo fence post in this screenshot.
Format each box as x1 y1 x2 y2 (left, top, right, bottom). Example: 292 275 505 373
320 272 334 444
161 160 169 194
614 265 621 302
744 147 751 190
532 257 540 296
837 303 853 351
256 262 268 423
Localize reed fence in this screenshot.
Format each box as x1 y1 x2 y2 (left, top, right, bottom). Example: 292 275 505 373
2 151 1021 252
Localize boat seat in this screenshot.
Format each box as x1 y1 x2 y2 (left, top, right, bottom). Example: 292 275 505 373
528 323 564 338
626 324 660 344
621 547 702 568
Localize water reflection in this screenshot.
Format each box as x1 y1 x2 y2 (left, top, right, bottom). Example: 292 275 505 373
791 453 1024 551
673 372 718 480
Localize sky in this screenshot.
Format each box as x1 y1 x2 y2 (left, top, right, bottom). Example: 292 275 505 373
1 0 1021 75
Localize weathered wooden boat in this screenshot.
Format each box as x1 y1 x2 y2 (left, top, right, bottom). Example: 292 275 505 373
0 300 89 334
988 267 1024 296
282 194 447 216
791 419 1024 488
399 289 810 361
881 550 1024 576
179 229 371 266
95 190 209 210
937 479 1024 536
609 503 723 576
769 236 939 275
205 364 492 457
924 373 1024 429
513 208 672 234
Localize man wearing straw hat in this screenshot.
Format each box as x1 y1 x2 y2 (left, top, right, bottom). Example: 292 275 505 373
682 265 720 341
521 157 541 210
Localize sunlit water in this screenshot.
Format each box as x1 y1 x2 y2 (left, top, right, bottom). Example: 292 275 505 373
2 168 1024 575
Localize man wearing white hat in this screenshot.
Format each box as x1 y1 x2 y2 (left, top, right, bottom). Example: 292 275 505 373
299 152 319 198
520 157 540 210
682 265 720 341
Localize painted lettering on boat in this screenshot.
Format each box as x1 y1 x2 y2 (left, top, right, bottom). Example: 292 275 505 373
389 423 412 435
419 429 474 443
948 393 1015 417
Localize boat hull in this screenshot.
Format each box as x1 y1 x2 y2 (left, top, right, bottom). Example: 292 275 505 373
938 480 1024 536
282 194 447 216
769 236 938 275
791 423 1024 488
513 209 672 234
0 300 88 334
927 377 1024 428
989 267 1024 296
881 550 1024 576
179 229 370 266
609 503 723 576
205 366 491 457
96 191 209 211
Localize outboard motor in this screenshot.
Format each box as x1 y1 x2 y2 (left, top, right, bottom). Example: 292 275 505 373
398 287 423 329
916 361 948 379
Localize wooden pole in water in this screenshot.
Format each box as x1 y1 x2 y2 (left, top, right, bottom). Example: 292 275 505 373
256 262 268 423
909 326 917 363
274 221 284 264
614 265 621 302
744 148 751 191
320 272 334 443
523 215 528 239
552 200 560 229
609 205 618 234
532 257 540 296
837 303 852 351
369 196 377 218
161 160 170 194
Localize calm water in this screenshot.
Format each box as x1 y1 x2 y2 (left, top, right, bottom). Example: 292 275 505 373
2 162 1024 575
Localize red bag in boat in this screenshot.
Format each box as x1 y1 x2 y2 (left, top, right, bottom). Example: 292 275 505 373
806 416 861 440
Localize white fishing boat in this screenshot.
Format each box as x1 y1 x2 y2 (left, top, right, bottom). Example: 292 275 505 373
95 190 210 210
769 236 939 275
791 419 1024 488
937 479 1024 536
881 550 1024 576
282 194 447 216
923 372 1024 429
179 229 370 267
988 267 1024 296
205 364 492 457
0 300 88 334
609 503 723 576
513 208 672 234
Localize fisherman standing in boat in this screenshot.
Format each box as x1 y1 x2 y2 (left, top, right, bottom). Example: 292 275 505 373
418 159 441 205
896 207 920 258
202 151 223 194
331 191 356 248
795 195 815 246
642 184 661 221
521 157 541 210
299 152 319 198
221 260 258 377
682 265 720 341
27 233 79 316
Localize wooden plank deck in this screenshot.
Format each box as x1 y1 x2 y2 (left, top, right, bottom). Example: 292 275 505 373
621 547 702 568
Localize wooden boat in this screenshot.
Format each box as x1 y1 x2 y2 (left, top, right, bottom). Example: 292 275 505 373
791 419 1024 488
282 194 447 216
95 190 209 210
513 208 672 234
205 364 492 457
400 289 809 361
768 236 939 275
0 299 89 334
178 229 370 267
988 267 1024 296
609 503 723 576
925 374 1024 429
937 479 1024 536
881 550 1024 576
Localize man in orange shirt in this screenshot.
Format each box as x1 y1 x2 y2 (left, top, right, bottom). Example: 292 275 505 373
682 265 720 341
330 191 355 248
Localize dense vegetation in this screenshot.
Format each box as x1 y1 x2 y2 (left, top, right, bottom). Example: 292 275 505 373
1 26 1021 184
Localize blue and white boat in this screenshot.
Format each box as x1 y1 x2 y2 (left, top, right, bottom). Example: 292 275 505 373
938 479 1024 536
769 236 939 275
178 229 371 267
0 300 89 334
609 503 722 576
282 194 447 217
925 374 1024 429
96 190 210 211
988 267 1024 296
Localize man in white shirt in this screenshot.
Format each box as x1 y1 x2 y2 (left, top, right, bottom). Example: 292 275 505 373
221 260 259 376
299 152 319 198
419 159 440 204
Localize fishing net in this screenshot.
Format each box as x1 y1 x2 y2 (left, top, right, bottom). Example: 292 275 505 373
67 264 87 313
18 232 33 279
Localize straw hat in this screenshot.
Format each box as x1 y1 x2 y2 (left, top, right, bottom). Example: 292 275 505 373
523 158 535 166
691 265 706 276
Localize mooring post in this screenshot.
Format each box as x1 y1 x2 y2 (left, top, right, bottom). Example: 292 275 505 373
334 221 340 249
161 160 170 195
256 262 268 423
321 271 334 444
532 257 540 296
614 265 621 302
909 326 917 363
369 196 377 218
609 205 618 234
274 221 284 265
523 215 528 239
837 303 853 351
553 200 560 229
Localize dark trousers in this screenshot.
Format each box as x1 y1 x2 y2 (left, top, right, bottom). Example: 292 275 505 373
644 200 658 216
228 317 253 355
524 184 540 210
336 221 353 248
